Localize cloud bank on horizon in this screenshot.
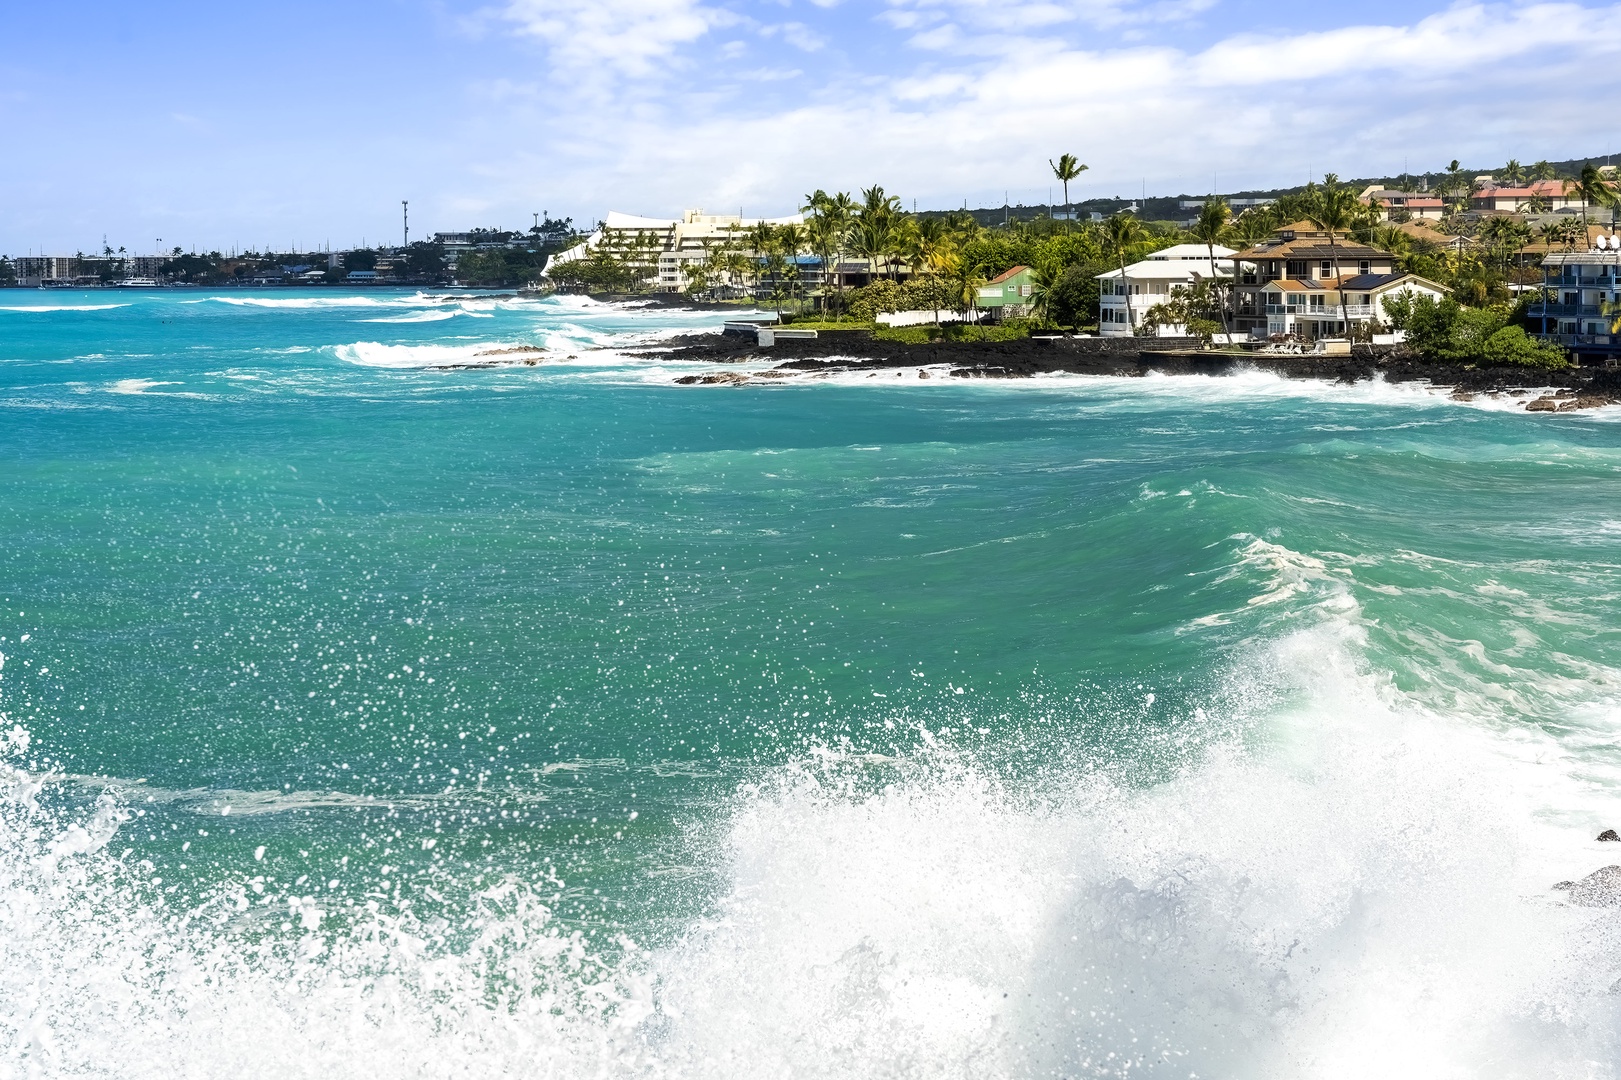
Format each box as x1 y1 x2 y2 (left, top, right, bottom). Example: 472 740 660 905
2 0 1619 251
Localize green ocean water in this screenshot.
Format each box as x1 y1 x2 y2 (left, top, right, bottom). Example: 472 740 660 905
3 289 1621 1077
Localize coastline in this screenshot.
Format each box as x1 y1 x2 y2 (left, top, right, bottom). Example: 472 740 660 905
640 328 1621 409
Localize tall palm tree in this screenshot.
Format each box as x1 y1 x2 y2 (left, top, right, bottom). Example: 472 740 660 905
776 223 806 310
1104 214 1147 331
1049 153 1088 211
1189 196 1232 341
1502 159 1526 187
1565 164 1619 228
1306 174 1359 333
1532 160 1556 182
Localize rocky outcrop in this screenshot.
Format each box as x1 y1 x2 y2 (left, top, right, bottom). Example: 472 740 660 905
1554 865 1621 906
1598 829 1620 842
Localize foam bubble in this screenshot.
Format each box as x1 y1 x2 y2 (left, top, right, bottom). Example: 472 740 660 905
0 304 132 313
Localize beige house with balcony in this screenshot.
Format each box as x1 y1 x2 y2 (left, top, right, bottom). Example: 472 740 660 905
1258 273 1449 339
1228 222 1400 338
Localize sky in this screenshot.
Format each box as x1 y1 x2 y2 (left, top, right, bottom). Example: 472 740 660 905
3 0 1620 255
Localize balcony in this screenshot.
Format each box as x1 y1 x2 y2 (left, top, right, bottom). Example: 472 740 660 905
1264 304 1375 318
1530 303 1604 318
1537 333 1619 349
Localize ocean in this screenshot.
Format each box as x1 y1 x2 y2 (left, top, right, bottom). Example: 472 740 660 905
2 287 1620 1077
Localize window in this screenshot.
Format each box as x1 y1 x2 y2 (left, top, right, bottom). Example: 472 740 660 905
1359 261 1371 275
1285 260 1306 278
1320 261 1333 278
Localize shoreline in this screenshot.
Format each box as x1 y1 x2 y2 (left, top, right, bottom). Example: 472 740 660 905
639 329 1621 409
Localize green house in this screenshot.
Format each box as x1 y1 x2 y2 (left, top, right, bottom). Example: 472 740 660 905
976 265 1035 316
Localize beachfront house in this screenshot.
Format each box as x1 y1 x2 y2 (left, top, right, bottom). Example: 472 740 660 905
1531 239 1621 367
1228 223 1398 339
545 210 805 293
976 266 1037 318
1096 243 1235 337
1257 272 1448 340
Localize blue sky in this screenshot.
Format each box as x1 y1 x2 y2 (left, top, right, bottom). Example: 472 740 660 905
3 1 1620 254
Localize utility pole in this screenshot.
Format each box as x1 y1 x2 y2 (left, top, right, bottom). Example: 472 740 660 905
402 201 409 249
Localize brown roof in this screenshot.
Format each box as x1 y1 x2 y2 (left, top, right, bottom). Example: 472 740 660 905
1229 239 1391 261
985 265 1029 285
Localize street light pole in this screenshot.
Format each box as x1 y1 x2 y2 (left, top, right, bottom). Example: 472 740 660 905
402 201 409 249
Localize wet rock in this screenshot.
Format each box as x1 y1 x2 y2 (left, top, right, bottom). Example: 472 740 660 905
1553 865 1621 906
1599 829 1620 842
1526 397 1558 412
1558 396 1610 411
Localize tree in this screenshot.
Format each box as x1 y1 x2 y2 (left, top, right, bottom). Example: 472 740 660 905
1442 159 1468 208
1027 262 1062 328
1502 159 1526 187
1532 160 1557 182
1564 164 1619 228
945 255 986 320
1049 153 1088 210
1103 214 1147 330
1189 196 1232 341
1306 175 1360 332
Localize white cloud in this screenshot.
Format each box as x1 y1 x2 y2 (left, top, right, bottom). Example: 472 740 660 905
495 0 722 75
478 2 1621 223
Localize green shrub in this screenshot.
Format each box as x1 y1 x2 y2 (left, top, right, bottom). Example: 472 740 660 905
1481 326 1570 369
1384 293 1570 369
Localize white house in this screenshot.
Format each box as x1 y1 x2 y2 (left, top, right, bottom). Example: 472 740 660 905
1097 243 1235 336
545 209 803 292
1258 272 1449 339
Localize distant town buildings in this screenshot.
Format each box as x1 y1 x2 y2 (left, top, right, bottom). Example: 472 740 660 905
547 210 806 293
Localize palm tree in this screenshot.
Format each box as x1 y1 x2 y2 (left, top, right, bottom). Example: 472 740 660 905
1533 160 1556 182
1565 164 1619 228
1104 213 1147 331
1502 159 1526 187
1372 225 1413 271
1443 159 1466 195
1189 196 1232 341
776 223 806 309
852 186 901 282
1306 175 1358 333
1027 262 1062 328
944 254 985 322
1049 153 1088 212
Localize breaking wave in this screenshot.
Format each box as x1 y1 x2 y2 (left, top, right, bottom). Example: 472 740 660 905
6 568 1621 1078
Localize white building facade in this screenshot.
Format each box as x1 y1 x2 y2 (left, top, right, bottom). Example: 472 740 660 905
1096 243 1235 336
546 210 803 292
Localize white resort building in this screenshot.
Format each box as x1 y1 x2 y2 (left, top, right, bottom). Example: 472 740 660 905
545 210 804 292
1096 243 1235 336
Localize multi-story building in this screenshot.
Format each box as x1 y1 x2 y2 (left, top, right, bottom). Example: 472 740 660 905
1471 177 1586 214
11 256 81 286
1227 222 1399 339
1095 243 1234 336
1531 236 1621 366
546 209 804 292
1360 187 1447 221
1255 272 1448 340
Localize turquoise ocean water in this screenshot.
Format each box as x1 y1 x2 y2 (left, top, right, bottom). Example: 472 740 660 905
3 288 1621 1076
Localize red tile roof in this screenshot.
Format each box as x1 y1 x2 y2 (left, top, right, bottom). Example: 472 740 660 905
986 265 1029 285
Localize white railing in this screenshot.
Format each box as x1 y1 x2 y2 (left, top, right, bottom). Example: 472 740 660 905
1264 304 1375 319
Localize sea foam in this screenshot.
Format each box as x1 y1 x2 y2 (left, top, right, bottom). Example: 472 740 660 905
5 608 1620 1078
